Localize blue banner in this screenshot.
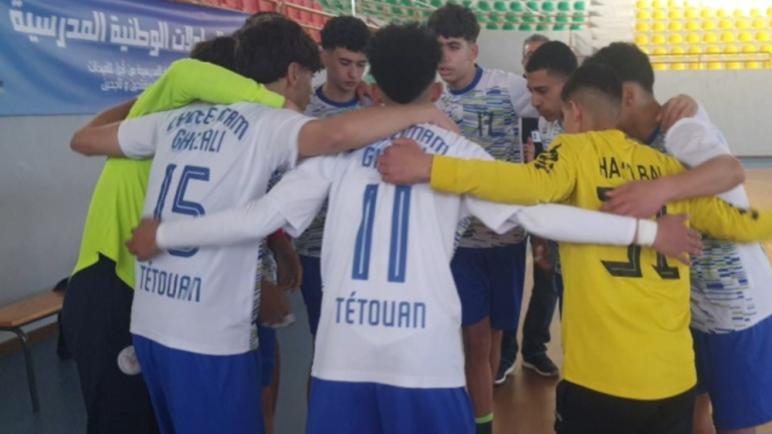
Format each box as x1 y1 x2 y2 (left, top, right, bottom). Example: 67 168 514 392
0 0 247 116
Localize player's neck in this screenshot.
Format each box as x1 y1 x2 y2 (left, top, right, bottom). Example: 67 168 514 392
321 81 357 104
629 99 662 144
447 65 478 92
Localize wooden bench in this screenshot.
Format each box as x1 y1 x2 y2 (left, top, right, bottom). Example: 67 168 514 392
0 289 65 412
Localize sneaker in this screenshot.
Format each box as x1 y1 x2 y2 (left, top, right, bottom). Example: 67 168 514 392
522 354 559 377
494 357 516 385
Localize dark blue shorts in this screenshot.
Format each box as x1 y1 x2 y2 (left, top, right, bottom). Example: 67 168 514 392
300 255 322 336
257 324 277 388
450 242 527 330
132 335 263 434
693 314 772 430
307 378 474 434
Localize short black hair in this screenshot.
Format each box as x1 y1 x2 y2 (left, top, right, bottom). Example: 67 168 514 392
427 4 480 42
242 11 285 28
235 18 322 84
189 36 237 71
561 63 622 106
367 23 441 104
525 41 577 78
584 42 655 94
321 16 371 52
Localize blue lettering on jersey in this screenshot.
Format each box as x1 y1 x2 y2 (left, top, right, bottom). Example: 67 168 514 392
138 264 202 303
170 128 226 153
334 291 426 329
166 106 250 140
360 126 451 169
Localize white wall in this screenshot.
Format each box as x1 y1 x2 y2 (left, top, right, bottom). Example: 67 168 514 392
655 70 772 157
0 116 103 306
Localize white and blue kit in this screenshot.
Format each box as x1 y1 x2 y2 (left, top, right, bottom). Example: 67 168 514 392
297 85 362 336
154 122 652 434
437 66 538 330
117 102 312 434
656 106 772 430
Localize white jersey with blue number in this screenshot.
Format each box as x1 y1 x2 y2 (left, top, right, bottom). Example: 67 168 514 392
663 106 772 333
118 102 311 355
437 66 537 248
294 86 363 258
264 124 525 388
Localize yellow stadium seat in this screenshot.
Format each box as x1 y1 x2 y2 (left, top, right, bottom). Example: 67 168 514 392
747 61 763 69
669 9 683 20
724 45 742 69
686 20 700 31
684 7 697 19
688 46 704 70
737 19 750 30
716 8 727 19
700 7 713 19
652 34 667 45
703 33 718 43
667 0 678 8
703 20 716 31
652 47 669 70
706 45 721 54
686 33 700 44
767 7 772 17
739 32 753 43
750 8 761 18
653 10 666 20
721 32 736 43
725 44 738 54
733 9 745 19
669 33 683 44
718 19 732 30
635 0 648 9
653 22 666 32
669 21 683 32
635 34 649 45
640 46 650 55
636 22 650 32
636 10 651 20
757 31 770 42
651 0 662 8
753 18 765 29
742 44 757 53
671 46 687 70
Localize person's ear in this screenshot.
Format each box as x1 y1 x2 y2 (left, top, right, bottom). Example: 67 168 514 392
622 83 636 108
286 62 300 88
471 42 479 60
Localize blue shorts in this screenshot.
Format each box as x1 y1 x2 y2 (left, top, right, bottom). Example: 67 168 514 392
307 378 474 434
692 313 772 430
450 242 527 330
257 324 276 388
132 335 264 434
300 255 322 336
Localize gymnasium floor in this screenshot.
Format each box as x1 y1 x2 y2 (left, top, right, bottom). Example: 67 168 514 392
1 163 770 434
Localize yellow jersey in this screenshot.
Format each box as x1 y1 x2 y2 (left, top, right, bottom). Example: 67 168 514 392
432 129 772 399
72 59 284 287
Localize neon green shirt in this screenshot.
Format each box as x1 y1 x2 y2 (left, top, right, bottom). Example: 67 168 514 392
72 58 285 287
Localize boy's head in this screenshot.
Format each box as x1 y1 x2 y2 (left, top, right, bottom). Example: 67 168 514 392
584 43 656 129
521 33 549 68
190 36 237 71
235 18 322 110
525 40 577 122
367 23 442 105
427 4 480 87
560 63 622 133
320 16 371 95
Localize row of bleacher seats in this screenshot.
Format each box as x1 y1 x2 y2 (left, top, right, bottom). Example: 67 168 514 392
635 0 772 69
